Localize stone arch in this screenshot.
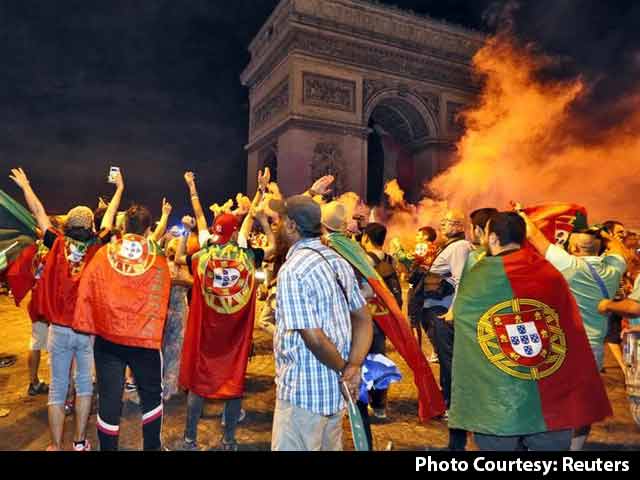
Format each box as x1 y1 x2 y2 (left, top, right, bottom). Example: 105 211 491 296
259 144 278 182
364 89 439 147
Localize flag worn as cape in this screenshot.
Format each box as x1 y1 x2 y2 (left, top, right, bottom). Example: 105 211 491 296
74 235 171 349
40 231 102 328
325 232 446 420
449 248 612 435
179 242 257 399
6 243 38 306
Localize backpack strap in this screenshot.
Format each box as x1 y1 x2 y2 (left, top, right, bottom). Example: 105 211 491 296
298 247 349 305
586 262 611 299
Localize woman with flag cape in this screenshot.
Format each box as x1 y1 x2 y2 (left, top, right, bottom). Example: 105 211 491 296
74 200 173 451
9 167 124 451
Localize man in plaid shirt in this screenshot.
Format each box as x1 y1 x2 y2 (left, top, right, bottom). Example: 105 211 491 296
269 195 373 451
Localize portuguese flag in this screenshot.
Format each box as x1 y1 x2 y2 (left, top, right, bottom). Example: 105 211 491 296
523 203 588 248
73 235 171 350
179 242 258 399
448 248 611 435
325 232 446 421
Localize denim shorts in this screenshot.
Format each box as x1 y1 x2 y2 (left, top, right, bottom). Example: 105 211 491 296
47 325 94 405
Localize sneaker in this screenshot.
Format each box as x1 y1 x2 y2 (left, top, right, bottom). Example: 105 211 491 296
166 439 202 451
73 440 91 451
429 353 439 363
124 382 137 393
0 355 17 368
372 408 387 420
28 381 49 396
210 438 239 451
221 408 246 427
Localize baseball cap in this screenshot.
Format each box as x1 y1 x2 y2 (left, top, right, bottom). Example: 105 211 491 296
210 213 240 245
269 195 321 236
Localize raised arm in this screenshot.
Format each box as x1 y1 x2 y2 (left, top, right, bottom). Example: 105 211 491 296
150 198 172 243
254 209 276 260
100 170 125 230
174 221 190 266
601 230 635 265
239 168 270 245
598 298 640 318
303 175 334 199
519 210 551 256
184 171 208 235
9 168 51 233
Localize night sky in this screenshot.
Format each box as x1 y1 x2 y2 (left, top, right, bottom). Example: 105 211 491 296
0 0 494 224
3 1 636 226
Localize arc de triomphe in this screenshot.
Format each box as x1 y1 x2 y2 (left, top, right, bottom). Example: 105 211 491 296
241 0 484 201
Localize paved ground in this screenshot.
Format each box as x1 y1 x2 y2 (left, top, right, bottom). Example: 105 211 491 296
1 294 639 451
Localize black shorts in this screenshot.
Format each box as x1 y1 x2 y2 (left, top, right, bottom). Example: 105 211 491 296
605 313 623 344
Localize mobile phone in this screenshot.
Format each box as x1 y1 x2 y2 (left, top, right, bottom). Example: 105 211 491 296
108 166 120 184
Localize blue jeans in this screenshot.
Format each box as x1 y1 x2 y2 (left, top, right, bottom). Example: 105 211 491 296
474 429 572 451
47 325 93 405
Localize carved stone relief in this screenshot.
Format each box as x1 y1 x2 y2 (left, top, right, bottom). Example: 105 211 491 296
311 142 345 194
294 32 473 89
251 80 289 132
363 78 440 117
303 72 356 112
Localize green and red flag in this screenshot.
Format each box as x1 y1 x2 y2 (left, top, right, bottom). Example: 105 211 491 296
325 232 446 421
448 248 611 435
0 189 38 288
522 203 588 247
179 242 258 399
0 189 37 265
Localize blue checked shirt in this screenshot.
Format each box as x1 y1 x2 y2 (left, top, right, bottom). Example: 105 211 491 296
274 237 366 416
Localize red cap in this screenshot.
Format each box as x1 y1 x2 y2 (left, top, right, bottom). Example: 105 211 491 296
210 213 240 245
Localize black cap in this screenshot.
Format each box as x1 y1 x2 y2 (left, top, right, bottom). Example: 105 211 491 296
269 195 322 236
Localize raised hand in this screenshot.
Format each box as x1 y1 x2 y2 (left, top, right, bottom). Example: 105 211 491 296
9 168 30 190
311 175 334 196
114 170 124 191
184 171 196 189
257 168 271 191
234 194 252 216
181 215 196 230
98 197 108 210
161 197 172 216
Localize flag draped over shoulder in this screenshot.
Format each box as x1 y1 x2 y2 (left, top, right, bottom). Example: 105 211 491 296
179 243 257 399
449 248 611 435
325 232 446 420
74 235 171 349
40 232 102 328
